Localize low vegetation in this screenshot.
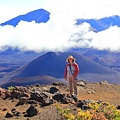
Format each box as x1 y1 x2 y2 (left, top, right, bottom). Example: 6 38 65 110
7 86 14 91
56 101 120 120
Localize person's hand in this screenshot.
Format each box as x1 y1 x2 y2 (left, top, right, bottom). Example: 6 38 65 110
72 76 74 80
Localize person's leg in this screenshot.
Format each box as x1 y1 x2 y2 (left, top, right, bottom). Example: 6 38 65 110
69 77 73 95
73 80 77 95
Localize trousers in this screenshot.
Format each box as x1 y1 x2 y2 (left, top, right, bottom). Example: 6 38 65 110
68 77 77 95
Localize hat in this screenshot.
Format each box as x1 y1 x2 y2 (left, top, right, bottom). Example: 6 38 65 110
66 55 76 62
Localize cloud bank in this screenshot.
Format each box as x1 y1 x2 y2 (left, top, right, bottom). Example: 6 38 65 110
0 0 120 52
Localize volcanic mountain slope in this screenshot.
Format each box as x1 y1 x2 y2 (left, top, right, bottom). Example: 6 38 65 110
0 52 119 86
71 48 120 72
0 9 50 27
0 75 66 89
11 52 118 77
76 15 120 32
1 8 120 32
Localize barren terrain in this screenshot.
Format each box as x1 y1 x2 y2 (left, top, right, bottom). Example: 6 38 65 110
0 81 120 120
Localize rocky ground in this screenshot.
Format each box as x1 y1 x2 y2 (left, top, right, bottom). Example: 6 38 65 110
0 80 120 120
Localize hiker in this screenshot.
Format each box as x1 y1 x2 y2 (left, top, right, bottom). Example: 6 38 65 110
64 55 79 96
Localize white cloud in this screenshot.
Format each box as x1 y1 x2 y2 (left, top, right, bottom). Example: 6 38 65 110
0 0 120 52
88 26 120 51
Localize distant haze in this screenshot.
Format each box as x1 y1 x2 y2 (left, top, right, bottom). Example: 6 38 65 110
0 0 120 52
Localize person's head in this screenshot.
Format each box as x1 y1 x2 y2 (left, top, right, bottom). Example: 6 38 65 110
66 55 76 63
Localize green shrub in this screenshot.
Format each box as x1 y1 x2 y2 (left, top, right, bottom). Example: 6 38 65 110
7 86 14 91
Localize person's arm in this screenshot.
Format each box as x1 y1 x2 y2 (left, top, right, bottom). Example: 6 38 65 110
64 64 67 80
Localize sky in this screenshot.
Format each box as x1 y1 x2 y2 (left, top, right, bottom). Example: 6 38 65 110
0 0 120 52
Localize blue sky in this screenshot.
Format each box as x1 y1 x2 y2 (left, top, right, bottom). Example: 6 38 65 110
1 0 120 22
0 0 48 22
0 0 120 52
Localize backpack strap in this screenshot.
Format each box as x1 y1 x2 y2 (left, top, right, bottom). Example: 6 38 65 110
69 64 74 75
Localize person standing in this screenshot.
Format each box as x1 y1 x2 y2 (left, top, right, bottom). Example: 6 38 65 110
64 55 79 96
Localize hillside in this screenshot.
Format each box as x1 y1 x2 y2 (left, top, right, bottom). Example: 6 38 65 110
0 75 66 89
0 81 120 120
76 15 120 31
70 48 120 72
17 51 117 77
1 8 120 32
0 9 50 27
0 52 119 86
